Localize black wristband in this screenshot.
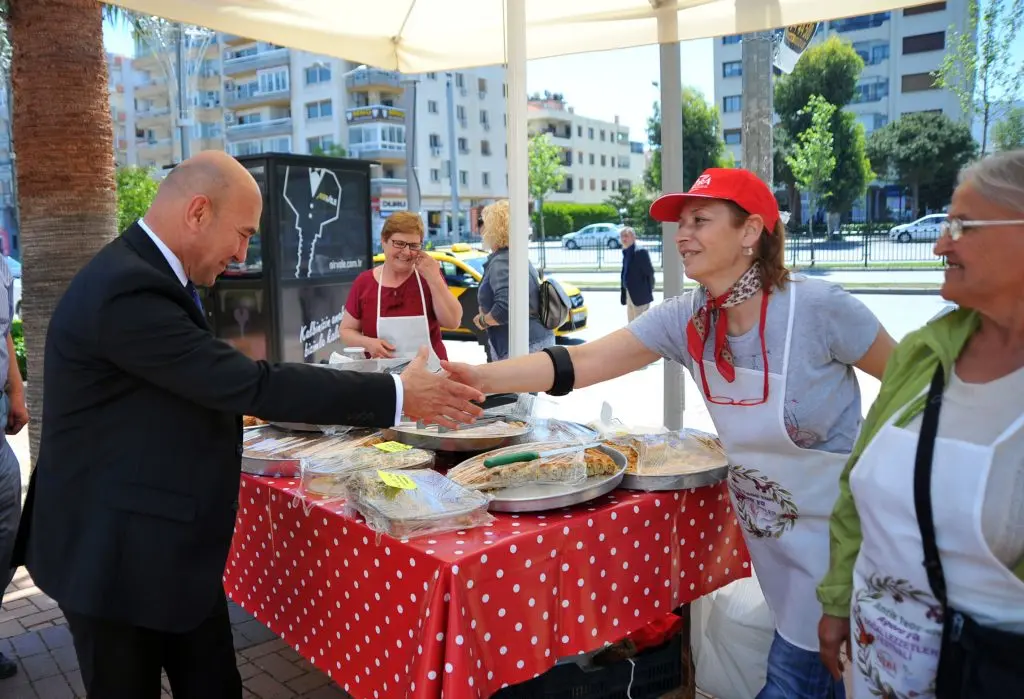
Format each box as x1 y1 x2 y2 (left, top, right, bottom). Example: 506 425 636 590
542 346 575 397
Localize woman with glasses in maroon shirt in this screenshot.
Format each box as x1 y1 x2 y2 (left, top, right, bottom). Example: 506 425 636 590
442 169 895 698
340 211 462 367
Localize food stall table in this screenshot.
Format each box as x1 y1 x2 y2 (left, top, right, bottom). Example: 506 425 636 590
225 473 750 698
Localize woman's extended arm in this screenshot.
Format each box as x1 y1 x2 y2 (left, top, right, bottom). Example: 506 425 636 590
442 329 660 395
854 327 896 380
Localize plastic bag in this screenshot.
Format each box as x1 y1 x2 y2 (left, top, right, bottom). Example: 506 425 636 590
299 443 434 498
637 429 728 476
587 401 669 439
342 469 494 540
447 447 588 491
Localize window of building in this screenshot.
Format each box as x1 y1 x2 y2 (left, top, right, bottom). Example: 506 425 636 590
589 179 596 191
257 68 288 94
904 2 946 16
458 137 469 154
459 170 468 186
617 132 627 143
306 135 334 153
428 100 439 114
902 72 938 93
578 151 584 163
481 140 492 156
589 153 595 165
854 77 890 103
479 109 489 126
578 177 583 190
722 95 742 112
304 64 331 85
577 126 583 137
724 129 742 145
601 180 607 191
600 129 606 141
427 72 438 80
722 35 741 45
903 32 945 55
429 133 442 148
482 172 491 187
723 61 742 78
854 42 890 66
610 156 616 167
456 105 466 126
430 168 440 182
455 73 465 88
828 13 890 32
305 99 332 120
600 155 606 166
588 127 595 139
478 78 487 96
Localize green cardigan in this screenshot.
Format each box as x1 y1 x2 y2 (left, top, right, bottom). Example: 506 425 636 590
816 306 1024 617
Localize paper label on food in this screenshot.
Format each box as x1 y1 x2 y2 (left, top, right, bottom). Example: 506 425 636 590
374 441 413 453
378 470 417 489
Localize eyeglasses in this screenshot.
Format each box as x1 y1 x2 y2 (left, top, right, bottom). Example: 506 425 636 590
391 240 422 251
940 217 1024 241
696 293 771 407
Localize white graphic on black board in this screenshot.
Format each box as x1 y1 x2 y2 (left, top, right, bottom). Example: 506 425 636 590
282 166 342 279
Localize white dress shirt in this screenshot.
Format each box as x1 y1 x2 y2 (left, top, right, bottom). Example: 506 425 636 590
136 218 404 424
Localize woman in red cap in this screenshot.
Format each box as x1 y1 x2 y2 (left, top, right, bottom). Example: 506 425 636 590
442 167 895 698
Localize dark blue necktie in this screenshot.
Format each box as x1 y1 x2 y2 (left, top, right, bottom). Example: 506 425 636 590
186 282 203 312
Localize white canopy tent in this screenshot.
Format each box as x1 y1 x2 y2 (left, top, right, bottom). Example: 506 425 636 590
110 0 927 429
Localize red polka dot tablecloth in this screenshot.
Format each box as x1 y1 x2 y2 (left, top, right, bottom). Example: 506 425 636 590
225 474 750 699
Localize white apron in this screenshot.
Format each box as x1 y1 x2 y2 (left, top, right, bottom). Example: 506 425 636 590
849 393 1024 698
704 284 848 651
375 268 440 372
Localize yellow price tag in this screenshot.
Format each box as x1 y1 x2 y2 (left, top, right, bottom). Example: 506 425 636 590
374 441 413 453
378 470 417 490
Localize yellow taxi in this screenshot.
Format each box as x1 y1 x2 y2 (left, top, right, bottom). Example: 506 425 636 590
371 243 588 343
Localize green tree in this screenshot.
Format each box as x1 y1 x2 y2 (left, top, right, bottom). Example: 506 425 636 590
116 166 159 233
992 106 1024 151
604 184 656 237
774 35 871 225
528 133 566 271
785 96 837 238
868 112 978 218
773 124 801 224
311 143 348 158
935 0 1024 154
645 88 728 192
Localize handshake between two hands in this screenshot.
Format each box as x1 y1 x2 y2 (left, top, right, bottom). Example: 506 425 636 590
398 346 489 429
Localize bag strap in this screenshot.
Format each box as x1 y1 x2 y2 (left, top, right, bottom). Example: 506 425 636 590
914 365 949 606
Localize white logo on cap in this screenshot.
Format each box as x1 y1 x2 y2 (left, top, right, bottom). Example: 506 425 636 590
693 174 712 190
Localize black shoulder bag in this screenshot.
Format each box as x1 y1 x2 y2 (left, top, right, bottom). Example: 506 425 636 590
913 366 1024 698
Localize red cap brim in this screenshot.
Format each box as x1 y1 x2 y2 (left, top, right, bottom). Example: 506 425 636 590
649 192 720 223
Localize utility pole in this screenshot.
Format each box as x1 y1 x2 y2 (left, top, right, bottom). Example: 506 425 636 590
445 73 461 241
741 31 775 187
175 23 192 161
400 76 421 219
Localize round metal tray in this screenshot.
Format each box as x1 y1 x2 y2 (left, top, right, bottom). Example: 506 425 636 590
382 421 532 453
268 421 327 433
619 464 729 492
241 426 379 478
463 443 627 513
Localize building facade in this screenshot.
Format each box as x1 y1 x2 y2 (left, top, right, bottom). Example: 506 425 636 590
527 94 646 205
713 1 972 171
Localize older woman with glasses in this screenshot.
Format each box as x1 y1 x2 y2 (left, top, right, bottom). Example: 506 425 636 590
443 168 895 698
340 211 462 366
818 149 1024 698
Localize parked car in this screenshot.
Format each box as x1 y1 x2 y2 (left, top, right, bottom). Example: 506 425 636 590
561 223 623 249
4 256 21 279
888 214 947 242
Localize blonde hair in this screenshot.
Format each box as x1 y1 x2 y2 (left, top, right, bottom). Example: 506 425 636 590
381 211 425 243
481 200 511 250
724 201 790 291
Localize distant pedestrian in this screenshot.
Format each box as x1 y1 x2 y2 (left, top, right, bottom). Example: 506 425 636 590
620 226 655 322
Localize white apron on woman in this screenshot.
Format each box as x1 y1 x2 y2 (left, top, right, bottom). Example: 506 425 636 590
848 399 1024 698
704 285 847 651
375 269 440 372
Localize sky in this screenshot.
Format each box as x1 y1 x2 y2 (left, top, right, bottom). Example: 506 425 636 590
101 23 712 142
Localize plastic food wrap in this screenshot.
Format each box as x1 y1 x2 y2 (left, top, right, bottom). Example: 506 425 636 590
448 449 588 491
636 429 728 476
342 469 494 539
308 356 412 435
299 442 434 498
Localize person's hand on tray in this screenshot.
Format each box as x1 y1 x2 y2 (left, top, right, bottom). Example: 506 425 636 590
401 347 486 428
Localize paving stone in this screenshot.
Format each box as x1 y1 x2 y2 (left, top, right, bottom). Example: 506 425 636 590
0 621 28 640
0 682 38 699
303 686 351 699
38 627 73 652
2 587 40 604
235 619 279 645
0 606 41 625
286 670 331 694
21 652 60 682
254 653 305 683
240 638 288 660
29 675 73 699
10 633 45 659
64 670 85 699
243 672 297 699
18 609 62 629
237 662 262 680
51 646 78 674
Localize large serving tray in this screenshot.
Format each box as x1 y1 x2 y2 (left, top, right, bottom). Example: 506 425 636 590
241 426 382 477
453 443 627 513
619 465 729 492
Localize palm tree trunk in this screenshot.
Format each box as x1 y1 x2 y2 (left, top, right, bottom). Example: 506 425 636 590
9 0 118 465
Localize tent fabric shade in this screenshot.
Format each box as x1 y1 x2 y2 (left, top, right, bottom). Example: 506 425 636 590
108 0 931 72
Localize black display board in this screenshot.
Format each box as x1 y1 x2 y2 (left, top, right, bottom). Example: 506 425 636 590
205 153 374 363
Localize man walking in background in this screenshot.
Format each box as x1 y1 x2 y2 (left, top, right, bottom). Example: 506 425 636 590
619 226 655 322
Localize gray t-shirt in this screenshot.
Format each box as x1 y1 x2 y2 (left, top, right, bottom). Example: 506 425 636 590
628 276 879 454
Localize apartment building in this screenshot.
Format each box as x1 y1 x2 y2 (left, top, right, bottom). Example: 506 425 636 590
526 95 646 205
713 1 972 169
108 53 138 167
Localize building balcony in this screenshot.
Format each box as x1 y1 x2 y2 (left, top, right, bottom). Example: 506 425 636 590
222 48 290 76
617 158 631 169
136 107 171 123
345 105 406 125
348 142 407 163
135 78 167 97
225 87 291 109
226 117 293 141
532 126 572 142
345 69 402 92
137 137 173 150
200 136 226 150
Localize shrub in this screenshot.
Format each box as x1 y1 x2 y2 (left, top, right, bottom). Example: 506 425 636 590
11 318 25 380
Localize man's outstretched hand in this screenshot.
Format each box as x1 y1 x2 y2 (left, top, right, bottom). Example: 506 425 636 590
400 347 485 428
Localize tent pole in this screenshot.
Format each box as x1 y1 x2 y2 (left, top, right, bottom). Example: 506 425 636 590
505 0 529 358
658 5 685 430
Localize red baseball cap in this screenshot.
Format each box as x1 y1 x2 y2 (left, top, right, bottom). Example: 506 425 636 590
649 168 780 233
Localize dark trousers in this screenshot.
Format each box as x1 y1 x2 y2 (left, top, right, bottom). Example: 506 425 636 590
63 592 242 699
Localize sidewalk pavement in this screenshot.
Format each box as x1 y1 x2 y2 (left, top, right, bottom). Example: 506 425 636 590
0 567 353 699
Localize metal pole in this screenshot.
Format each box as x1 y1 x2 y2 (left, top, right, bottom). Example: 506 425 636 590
741 31 774 186
445 73 460 241
400 78 421 217
505 0 529 358
176 23 191 161
657 4 685 431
